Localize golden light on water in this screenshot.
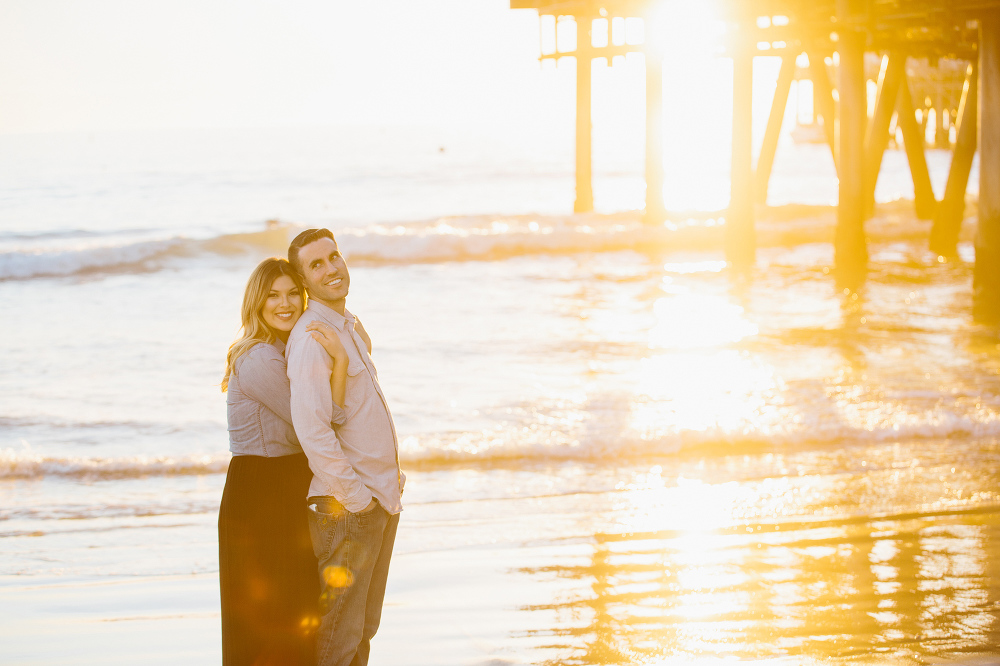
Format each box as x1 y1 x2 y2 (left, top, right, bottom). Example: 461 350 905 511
520 455 1000 662
630 351 779 439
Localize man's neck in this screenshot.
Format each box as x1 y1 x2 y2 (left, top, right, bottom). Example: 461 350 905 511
312 296 347 315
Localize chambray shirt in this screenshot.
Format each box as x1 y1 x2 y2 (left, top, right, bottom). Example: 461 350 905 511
286 301 404 515
227 339 345 457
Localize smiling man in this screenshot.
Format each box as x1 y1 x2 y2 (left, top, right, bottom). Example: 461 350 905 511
284 228 404 666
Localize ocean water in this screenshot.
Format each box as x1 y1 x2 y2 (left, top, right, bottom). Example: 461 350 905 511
2 125 1000 664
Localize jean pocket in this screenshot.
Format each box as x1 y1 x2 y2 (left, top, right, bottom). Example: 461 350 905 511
307 504 346 561
311 496 347 516
352 501 383 530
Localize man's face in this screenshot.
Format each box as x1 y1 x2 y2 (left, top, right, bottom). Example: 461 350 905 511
296 237 350 310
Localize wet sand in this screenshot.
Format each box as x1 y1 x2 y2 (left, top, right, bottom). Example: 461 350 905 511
4 456 1000 665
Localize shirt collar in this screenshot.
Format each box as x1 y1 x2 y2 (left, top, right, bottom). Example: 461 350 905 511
307 299 355 331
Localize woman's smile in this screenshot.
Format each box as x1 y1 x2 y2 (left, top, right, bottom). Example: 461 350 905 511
261 274 304 338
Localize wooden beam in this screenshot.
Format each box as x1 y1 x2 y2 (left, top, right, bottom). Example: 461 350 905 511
975 10 1000 323
835 0 868 286
539 43 643 61
808 51 839 174
643 50 665 222
754 53 795 204
574 16 593 213
930 61 978 257
896 76 938 220
727 44 755 266
862 52 905 219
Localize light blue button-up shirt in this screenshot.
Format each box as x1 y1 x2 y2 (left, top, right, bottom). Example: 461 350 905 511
286 301 404 514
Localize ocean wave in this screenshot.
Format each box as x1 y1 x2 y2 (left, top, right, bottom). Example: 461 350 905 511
0 225 293 281
396 415 1000 466
3 408 997 481
0 449 231 480
0 205 952 281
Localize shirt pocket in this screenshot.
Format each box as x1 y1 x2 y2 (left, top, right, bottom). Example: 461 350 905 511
347 359 365 377
343 357 367 419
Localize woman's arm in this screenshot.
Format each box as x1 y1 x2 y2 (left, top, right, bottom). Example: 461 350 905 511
354 317 372 354
306 321 349 408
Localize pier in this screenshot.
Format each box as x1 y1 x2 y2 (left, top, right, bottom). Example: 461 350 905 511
511 0 1000 323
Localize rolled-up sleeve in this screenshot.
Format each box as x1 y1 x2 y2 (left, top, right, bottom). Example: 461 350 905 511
286 332 372 512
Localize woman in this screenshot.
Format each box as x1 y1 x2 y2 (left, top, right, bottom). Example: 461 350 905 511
219 257 349 666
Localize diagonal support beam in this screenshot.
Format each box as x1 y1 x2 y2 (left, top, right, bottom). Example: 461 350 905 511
863 52 905 218
808 51 839 174
931 61 978 256
754 53 795 204
896 76 937 220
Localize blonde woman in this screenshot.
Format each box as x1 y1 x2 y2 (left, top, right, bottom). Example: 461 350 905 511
219 257 349 666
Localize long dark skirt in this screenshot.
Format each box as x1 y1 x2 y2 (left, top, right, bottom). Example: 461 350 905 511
219 453 319 666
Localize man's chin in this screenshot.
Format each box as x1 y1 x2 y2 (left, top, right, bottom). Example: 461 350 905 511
310 288 348 306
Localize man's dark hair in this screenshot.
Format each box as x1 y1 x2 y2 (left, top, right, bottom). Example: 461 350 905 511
288 228 336 275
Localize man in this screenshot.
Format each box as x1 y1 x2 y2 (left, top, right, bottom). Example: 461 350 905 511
284 228 404 666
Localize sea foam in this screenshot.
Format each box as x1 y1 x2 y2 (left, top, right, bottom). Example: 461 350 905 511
0 205 938 281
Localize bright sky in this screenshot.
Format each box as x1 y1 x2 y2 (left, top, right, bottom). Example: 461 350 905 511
0 0 564 133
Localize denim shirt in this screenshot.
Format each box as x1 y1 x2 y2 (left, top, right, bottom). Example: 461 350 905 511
227 339 345 457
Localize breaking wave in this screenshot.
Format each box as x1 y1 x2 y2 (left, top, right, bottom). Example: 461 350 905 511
0 202 945 281
0 449 231 480
3 406 998 480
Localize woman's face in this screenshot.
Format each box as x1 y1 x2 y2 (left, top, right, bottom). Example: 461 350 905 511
261 274 303 336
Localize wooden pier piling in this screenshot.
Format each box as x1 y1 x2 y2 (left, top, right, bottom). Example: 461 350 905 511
835 0 869 285
975 10 1000 323
931 62 978 257
644 49 665 222
575 16 594 213
727 42 755 266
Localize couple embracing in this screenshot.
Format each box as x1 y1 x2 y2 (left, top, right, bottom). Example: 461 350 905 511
219 229 404 666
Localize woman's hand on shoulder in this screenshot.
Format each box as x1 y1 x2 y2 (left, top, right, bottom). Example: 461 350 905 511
306 321 348 362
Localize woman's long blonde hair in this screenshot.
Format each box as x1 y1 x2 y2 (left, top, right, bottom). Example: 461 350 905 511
221 257 304 392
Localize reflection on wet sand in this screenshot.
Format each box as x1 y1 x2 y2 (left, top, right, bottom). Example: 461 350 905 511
518 492 1000 663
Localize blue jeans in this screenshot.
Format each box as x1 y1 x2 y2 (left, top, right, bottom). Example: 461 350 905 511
307 497 399 666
